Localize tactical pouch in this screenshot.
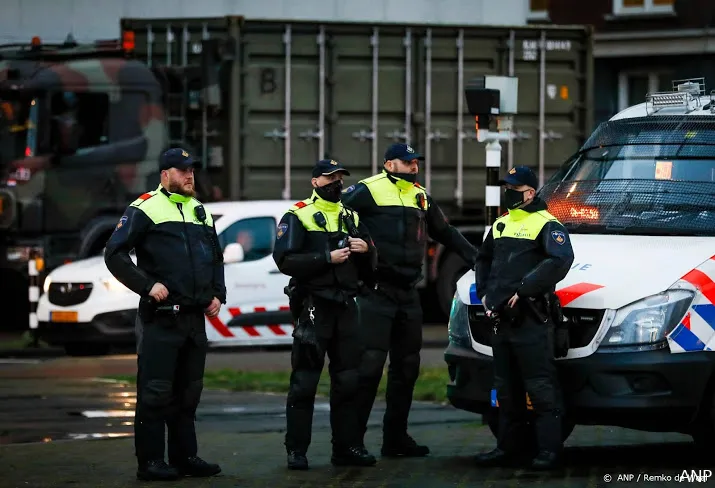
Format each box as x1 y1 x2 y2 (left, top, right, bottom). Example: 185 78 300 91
547 292 565 327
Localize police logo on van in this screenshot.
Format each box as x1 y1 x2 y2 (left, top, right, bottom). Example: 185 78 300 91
277 223 288 239
551 230 566 245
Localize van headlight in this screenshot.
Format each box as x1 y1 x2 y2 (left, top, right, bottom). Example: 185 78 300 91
102 276 129 293
601 290 694 347
448 294 472 349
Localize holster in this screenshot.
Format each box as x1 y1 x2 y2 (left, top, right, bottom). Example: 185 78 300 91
138 297 156 321
285 287 319 348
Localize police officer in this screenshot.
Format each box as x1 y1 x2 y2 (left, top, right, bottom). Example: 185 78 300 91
473 166 574 470
273 158 379 470
104 148 224 481
342 143 477 457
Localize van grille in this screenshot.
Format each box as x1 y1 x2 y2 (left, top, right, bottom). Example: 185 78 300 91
48 282 93 306
467 305 604 348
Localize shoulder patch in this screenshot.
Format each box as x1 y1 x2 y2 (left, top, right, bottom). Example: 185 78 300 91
139 193 153 201
116 215 128 230
343 184 356 194
551 230 567 246
295 201 307 209
415 182 423 189
277 222 288 239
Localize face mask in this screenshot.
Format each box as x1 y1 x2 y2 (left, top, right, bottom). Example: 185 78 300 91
387 171 417 184
315 180 343 202
504 188 527 210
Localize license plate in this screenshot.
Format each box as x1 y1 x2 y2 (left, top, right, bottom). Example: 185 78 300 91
51 311 78 323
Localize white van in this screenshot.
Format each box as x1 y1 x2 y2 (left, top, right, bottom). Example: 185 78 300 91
445 78 715 450
36 200 295 356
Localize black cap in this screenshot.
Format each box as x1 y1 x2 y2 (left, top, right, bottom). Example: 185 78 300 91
498 166 539 189
159 148 200 171
312 159 351 178
384 143 424 162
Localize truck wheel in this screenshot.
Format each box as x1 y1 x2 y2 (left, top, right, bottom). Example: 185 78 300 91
483 407 575 445
64 343 110 357
436 252 471 319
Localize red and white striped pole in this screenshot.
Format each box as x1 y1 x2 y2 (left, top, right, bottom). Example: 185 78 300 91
28 250 40 346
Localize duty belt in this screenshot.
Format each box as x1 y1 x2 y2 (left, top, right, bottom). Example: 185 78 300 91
155 304 204 314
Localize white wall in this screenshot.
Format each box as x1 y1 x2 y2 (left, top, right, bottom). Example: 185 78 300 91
0 0 529 43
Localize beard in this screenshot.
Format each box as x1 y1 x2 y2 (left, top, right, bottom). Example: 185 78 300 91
168 179 195 197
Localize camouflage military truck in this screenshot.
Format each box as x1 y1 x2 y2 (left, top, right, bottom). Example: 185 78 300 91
0 35 180 331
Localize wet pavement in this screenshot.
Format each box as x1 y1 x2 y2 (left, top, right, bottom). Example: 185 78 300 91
0 376 475 445
0 348 712 487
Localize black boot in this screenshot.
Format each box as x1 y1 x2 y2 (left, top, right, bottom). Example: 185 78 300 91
136 460 180 481
287 450 309 470
473 448 523 468
173 456 221 477
530 450 562 470
381 433 430 457
331 446 377 467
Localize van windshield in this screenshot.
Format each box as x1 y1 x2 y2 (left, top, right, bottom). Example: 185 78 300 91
539 116 715 237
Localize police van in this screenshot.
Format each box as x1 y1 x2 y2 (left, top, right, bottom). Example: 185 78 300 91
445 78 715 450
36 200 295 356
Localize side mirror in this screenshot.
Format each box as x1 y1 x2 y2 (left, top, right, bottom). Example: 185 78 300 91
223 242 244 264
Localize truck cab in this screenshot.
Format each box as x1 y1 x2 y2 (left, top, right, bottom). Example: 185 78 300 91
445 77 715 451
0 35 191 331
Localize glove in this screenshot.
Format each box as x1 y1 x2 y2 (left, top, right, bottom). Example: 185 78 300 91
554 325 570 358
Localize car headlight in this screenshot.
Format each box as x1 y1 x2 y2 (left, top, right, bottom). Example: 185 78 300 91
102 276 129 293
43 276 52 294
448 293 471 349
601 289 694 348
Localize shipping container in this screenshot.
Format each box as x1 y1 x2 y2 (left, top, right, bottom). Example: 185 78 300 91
120 16 594 318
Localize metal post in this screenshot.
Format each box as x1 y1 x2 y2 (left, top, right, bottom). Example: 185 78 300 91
228 17 242 200
317 26 326 160
424 28 432 191
282 25 292 200
404 29 412 145
201 23 209 165
147 26 154 67
507 30 515 171
538 30 546 187
455 29 465 209
370 27 379 174
166 25 173 66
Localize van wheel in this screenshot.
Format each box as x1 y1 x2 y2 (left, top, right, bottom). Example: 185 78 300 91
483 408 575 445
64 343 110 357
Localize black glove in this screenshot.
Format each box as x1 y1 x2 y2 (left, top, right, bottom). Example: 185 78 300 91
554 325 569 358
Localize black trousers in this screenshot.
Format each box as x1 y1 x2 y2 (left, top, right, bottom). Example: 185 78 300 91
134 310 208 464
354 283 422 444
285 296 363 454
492 312 564 455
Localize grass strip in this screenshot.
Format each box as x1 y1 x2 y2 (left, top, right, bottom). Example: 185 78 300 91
107 366 451 403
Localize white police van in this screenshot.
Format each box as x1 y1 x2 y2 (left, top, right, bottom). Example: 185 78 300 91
445 78 715 450
36 200 295 356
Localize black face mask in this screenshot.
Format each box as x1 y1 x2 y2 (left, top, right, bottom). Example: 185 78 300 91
504 188 527 210
315 180 343 202
387 171 417 184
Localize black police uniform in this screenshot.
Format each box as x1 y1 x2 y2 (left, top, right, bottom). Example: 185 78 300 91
341 143 477 456
104 148 224 481
273 159 378 470
474 166 574 470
